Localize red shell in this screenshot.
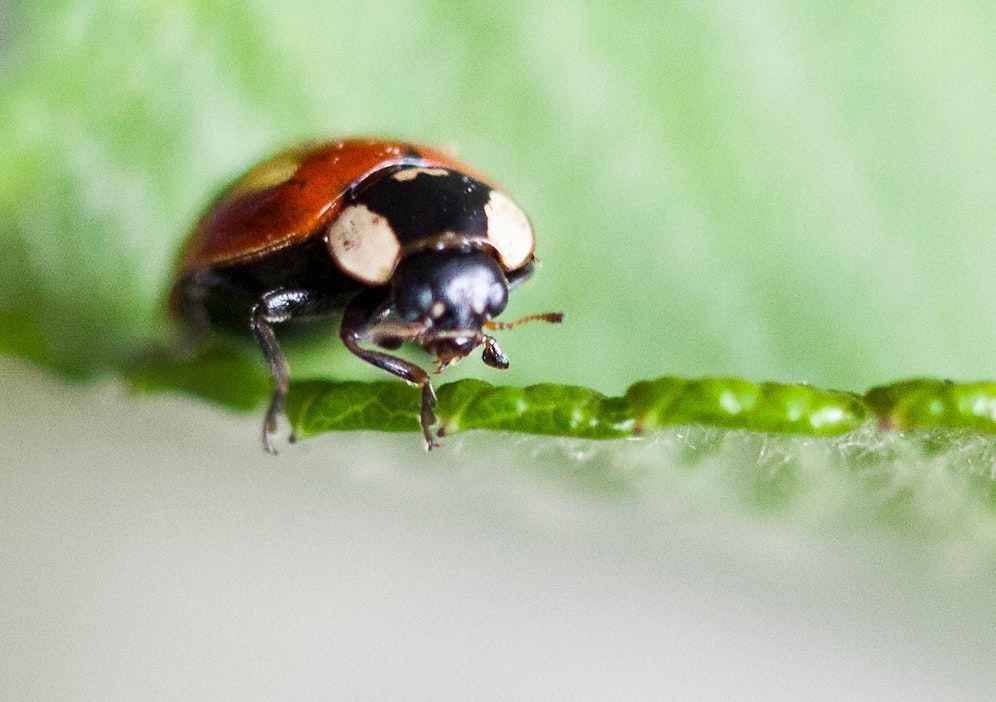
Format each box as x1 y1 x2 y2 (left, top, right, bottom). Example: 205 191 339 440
175 139 490 273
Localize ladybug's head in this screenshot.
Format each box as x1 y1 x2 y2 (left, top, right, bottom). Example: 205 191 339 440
392 249 510 370
337 163 561 371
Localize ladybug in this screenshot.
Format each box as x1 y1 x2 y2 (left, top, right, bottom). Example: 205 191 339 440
171 138 562 452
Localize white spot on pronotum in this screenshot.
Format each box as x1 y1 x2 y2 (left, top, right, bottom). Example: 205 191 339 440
392 167 450 182
327 205 401 284
430 301 447 319
484 190 534 269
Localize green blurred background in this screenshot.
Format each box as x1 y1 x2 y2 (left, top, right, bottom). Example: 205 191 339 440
5 1 996 394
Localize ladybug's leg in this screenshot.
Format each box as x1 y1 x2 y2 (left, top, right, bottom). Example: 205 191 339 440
251 288 333 454
339 289 440 450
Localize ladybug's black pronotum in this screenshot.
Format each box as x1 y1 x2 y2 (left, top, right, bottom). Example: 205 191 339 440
171 139 562 452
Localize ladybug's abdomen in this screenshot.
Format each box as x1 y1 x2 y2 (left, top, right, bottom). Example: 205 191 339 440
173 237 365 334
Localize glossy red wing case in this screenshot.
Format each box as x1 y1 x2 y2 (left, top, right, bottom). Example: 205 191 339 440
175 139 489 273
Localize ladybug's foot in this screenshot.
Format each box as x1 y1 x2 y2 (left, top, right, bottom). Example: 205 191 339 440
420 382 441 450
422 427 441 451
262 388 286 455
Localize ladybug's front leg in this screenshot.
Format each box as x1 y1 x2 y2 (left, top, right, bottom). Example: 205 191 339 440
251 288 335 454
339 289 440 450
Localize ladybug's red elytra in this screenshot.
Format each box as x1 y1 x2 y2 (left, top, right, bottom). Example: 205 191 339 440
171 138 562 452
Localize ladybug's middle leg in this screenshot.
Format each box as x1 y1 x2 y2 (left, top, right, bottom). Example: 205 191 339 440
251 287 337 454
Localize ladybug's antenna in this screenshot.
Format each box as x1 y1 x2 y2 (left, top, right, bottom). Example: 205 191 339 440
484 312 564 331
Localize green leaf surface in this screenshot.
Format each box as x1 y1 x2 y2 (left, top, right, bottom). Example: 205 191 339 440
283 375 996 441
867 379 996 433
436 379 634 439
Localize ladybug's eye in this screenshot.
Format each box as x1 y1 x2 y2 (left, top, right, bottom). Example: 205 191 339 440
487 280 508 315
396 282 433 322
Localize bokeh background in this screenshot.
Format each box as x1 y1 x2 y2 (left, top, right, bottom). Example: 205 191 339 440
4 2 996 699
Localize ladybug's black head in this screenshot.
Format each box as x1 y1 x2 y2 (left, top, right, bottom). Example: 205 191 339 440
339 164 559 372
392 249 509 369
